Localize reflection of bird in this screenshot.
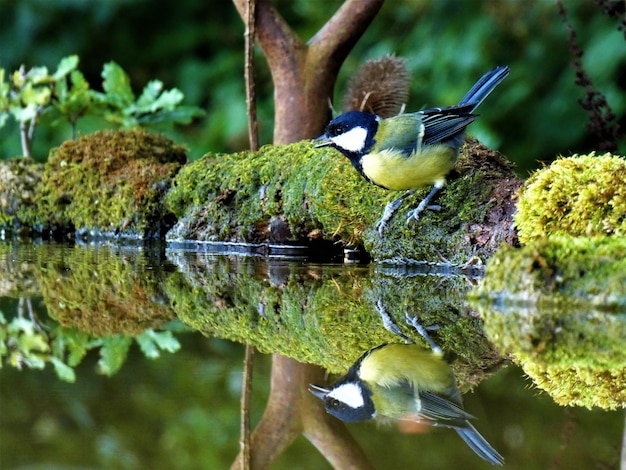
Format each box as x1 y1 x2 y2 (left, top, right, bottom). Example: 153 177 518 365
314 66 509 234
309 341 504 466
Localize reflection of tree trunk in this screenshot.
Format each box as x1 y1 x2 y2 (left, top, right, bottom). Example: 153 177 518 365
231 355 373 470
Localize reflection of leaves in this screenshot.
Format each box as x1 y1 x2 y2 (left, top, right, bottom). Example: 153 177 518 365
98 336 133 377
1 312 49 370
136 329 181 359
49 356 75 382
1 307 183 382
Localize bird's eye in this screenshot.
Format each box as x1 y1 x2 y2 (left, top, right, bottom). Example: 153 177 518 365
328 123 346 136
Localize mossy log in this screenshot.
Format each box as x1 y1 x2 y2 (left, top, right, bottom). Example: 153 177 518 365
166 137 522 263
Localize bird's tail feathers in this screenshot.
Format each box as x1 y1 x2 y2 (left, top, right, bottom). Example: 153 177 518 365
458 66 509 111
455 422 504 466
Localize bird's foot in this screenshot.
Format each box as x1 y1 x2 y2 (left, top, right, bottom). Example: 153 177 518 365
405 184 443 226
405 312 442 355
376 298 411 342
405 204 442 225
376 191 413 235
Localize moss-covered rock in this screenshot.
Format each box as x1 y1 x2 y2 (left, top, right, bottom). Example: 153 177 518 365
166 137 520 262
0 158 44 236
37 129 187 239
515 152 626 244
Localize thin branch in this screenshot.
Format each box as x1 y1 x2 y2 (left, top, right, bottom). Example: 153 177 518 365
245 0 259 151
231 355 304 469
233 0 304 73
240 345 255 470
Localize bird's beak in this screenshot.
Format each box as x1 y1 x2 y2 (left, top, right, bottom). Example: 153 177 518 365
308 384 330 399
313 134 331 148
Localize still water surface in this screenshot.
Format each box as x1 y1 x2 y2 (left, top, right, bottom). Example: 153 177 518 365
0 242 623 469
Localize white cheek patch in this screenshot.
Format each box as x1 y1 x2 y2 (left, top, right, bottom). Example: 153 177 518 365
330 126 368 152
328 383 365 408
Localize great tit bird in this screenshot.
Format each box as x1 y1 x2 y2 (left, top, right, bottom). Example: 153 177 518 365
309 331 504 465
314 66 509 234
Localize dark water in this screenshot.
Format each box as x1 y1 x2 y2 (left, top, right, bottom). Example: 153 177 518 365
0 242 623 469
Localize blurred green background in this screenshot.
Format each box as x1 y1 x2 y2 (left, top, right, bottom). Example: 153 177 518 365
1 0 625 174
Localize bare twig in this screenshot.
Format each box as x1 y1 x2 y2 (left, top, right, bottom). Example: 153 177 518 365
240 345 255 470
621 409 626 470
245 0 259 151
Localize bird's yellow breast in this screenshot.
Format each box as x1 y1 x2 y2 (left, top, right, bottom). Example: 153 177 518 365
360 144 456 191
359 344 453 393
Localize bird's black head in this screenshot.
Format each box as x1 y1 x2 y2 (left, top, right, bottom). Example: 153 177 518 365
314 111 379 162
309 377 375 423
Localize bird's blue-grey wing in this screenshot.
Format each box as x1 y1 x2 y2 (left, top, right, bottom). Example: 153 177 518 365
419 104 477 146
418 390 476 427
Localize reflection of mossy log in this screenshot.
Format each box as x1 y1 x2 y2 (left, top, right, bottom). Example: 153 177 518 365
166 254 504 388
37 129 187 239
0 244 41 297
472 235 626 308
474 300 626 410
166 138 521 262
469 236 626 409
39 244 177 335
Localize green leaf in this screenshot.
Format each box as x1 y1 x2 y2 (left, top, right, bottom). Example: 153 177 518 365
101 61 134 107
26 66 50 85
53 55 79 80
50 356 76 382
20 83 51 106
10 104 41 122
136 80 164 107
97 335 132 376
148 88 184 111
70 69 90 92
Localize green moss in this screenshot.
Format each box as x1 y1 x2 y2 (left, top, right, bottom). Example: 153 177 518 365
39 244 176 336
0 158 44 235
166 141 371 243
515 152 626 244
166 138 519 262
470 235 626 308
166 255 504 387
469 235 626 409
37 129 187 238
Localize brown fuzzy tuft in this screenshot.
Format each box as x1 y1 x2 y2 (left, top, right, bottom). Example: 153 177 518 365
342 55 410 118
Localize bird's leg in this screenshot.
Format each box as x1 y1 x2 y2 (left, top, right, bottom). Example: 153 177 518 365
376 190 414 235
405 312 442 355
405 182 444 225
375 298 411 342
